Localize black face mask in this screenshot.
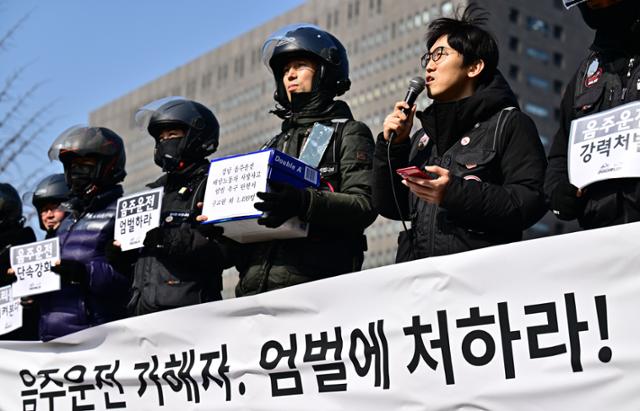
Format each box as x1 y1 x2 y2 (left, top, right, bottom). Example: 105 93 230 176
154 138 185 172
69 163 96 195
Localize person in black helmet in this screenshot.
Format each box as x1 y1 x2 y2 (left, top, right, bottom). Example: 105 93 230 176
0 184 36 285
32 174 69 238
4 174 71 341
229 24 376 296
40 126 130 341
546 0 640 229
124 98 224 315
0 183 37 341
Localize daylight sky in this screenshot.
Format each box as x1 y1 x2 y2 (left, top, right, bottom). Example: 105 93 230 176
0 0 305 199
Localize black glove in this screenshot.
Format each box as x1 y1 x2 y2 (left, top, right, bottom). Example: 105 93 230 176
550 182 585 221
196 223 224 239
254 181 311 228
143 227 165 250
143 224 212 257
50 259 88 285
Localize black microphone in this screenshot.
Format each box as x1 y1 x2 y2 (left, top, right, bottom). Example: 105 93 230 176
389 76 426 142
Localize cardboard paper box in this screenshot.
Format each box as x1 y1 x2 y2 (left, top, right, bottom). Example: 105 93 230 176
201 149 320 243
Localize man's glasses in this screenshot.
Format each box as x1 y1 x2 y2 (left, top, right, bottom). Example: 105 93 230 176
420 46 452 68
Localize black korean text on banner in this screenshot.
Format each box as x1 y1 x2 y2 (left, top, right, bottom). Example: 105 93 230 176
568 100 640 188
403 293 612 385
18 345 235 410
9 237 60 298
259 321 390 398
115 187 163 251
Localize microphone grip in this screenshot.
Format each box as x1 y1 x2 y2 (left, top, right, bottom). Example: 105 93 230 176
389 90 418 142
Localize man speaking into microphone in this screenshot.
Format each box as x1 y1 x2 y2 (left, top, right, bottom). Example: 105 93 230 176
372 5 547 262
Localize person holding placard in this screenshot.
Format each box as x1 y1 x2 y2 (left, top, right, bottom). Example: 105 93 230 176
546 0 640 229
231 24 376 296
125 98 225 315
0 183 37 340
42 126 130 341
8 174 71 341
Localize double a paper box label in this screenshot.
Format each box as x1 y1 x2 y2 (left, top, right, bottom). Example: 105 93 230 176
201 149 320 243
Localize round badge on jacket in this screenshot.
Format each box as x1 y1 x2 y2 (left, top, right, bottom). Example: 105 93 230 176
417 134 430 150
585 58 602 88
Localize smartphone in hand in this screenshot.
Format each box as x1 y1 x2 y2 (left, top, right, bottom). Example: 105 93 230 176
396 166 432 180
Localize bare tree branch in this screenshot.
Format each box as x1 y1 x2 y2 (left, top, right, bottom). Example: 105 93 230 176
0 107 58 172
0 10 32 52
0 80 47 131
0 64 29 104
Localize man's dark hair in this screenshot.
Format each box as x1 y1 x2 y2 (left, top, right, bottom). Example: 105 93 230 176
425 4 498 85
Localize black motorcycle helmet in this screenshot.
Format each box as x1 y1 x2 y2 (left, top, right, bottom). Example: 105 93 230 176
0 183 24 230
136 97 219 172
48 126 126 195
578 0 640 32
262 24 351 108
31 174 69 230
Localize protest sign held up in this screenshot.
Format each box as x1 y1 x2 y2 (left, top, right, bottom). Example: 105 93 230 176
9 237 60 298
114 188 163 251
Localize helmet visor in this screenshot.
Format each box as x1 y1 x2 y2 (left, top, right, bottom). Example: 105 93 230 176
134 96 188 133
261 23 338 72
48 125 89 161
563 0 588 8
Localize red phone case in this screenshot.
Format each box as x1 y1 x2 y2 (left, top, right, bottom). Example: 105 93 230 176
396 166 431 179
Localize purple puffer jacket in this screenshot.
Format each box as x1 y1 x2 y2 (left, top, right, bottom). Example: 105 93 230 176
38 186 130 341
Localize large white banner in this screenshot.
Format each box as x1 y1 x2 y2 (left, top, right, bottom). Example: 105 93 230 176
0 222 639 410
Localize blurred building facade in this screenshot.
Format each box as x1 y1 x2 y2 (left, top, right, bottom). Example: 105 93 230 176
90 0 591 273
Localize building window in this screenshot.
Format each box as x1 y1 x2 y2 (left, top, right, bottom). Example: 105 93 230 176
526 47 551 63
527 74 550 90
524 102 549 118
355 0 360 17
553 79 563 94
508 64 520 80
422 10 430 25
553 25 564 40
217 64 228 82
327 13 332 29
553 52 564 67
334 10 339 27
508 36 520 52
376 0 382 14
201 72 212 90
526 16 550 35
441 2 453 16
508 8 519 23
235 56 244 78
